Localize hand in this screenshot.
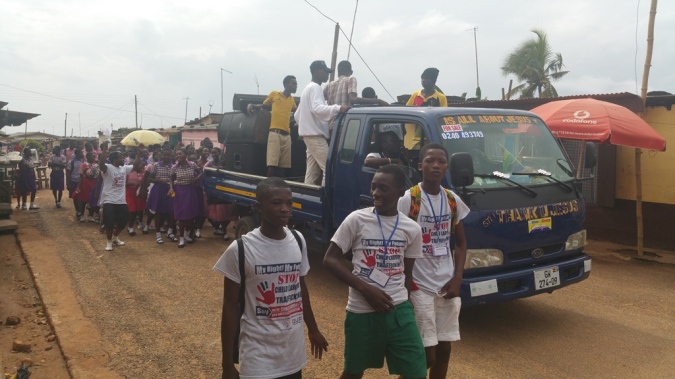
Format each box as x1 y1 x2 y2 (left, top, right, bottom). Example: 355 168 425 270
360 285 394 313
308 330 328 359
167 189 175 198
222 366 239 379
339 105 351 113
255 282 275 305
360 252 376 268
246 104 254 116
441 276 462 299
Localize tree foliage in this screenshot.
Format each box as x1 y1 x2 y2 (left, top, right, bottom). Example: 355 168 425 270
19 139 45 153
501 29 569 99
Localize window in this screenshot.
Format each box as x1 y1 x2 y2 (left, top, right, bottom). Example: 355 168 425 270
340 119 361 163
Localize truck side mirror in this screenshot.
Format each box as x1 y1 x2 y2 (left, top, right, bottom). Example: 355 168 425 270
584 142 597 169
450 152 474 187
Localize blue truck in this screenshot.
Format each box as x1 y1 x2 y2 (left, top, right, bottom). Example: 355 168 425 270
204 106 591 307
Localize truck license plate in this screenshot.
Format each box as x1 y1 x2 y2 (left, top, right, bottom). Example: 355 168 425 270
534 267 560 290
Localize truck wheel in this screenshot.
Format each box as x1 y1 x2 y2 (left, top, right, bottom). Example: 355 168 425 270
234 216 257 239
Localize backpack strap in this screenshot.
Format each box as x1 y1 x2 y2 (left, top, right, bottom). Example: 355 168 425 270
233 238 246 364
443 188 459 234
289 229 304 252
408 184 423 221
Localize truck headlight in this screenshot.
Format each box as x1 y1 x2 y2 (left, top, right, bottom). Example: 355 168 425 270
565 230 587 251
465 249 504 269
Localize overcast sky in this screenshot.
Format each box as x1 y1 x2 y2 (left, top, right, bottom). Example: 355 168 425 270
2 0 674 136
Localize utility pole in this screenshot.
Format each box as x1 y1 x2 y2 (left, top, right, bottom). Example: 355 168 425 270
221 68 233 114
467 27 481 98
64 113 67 137
254 74 259 95
135 95 138 129
347 0 359 60
184 97 189 124
636 0 659 257
330 23 340 82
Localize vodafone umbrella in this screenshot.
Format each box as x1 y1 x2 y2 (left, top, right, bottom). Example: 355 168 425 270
120 130 166 147
531 98 666 151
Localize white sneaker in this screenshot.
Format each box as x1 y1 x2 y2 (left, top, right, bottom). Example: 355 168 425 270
88 216 95 223
79 216 85 223
195 229 201 238
113 238 125 246
105 242 113 251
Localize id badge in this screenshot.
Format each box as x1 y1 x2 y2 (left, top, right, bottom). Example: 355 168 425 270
368 268 390 287
431 242 450 257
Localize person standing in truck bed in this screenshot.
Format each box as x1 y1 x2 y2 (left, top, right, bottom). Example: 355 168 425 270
247 75 298 178
295 60 349 186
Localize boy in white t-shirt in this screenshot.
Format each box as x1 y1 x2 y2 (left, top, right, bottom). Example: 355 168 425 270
323 164 426 379
397 143 469 379
214 177 327 379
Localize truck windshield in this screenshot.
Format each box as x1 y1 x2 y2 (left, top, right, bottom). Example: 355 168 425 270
435 114 574 189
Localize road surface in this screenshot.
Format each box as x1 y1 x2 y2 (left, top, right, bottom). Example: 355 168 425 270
12 197 675 378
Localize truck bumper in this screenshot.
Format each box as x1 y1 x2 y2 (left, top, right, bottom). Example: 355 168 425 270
461 253 591 307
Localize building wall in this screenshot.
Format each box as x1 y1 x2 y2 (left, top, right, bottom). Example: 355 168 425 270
614 106 675 204
181 129 218 147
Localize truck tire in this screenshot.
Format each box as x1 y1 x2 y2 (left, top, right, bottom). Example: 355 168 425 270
234 216 257 239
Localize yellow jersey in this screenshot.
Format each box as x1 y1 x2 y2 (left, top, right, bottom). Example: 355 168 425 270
263 91 297 133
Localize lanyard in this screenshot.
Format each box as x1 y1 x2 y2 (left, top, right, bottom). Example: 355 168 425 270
424 189 444 230
375 210 399 255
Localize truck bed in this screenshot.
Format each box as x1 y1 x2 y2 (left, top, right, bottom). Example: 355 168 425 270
203 167 324 225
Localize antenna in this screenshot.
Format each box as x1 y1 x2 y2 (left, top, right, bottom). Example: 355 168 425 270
254 74 260 95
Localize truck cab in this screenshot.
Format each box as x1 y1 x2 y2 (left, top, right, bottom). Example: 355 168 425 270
206 105 591 307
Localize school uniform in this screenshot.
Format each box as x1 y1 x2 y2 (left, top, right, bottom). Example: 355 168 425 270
171 161 199 221
17 157 37 195
48 155 66 191
146 162 173 214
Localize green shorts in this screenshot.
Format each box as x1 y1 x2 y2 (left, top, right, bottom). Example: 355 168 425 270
344 301 426 378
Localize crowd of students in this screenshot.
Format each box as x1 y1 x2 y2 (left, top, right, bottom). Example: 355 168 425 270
215 143 468 379
37 140 236 250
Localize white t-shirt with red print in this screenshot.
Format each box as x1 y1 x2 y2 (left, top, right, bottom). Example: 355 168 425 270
331 207 423 314
398 186 470 297
213 227 309 379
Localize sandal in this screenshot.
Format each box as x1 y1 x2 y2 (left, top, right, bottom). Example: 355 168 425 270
177 242 185 248
167 234 178 242
156 236 164 244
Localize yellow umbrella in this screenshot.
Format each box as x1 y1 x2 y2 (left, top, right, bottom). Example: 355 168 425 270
120 130 165 146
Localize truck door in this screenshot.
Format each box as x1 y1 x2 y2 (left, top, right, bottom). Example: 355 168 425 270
331 116 364 225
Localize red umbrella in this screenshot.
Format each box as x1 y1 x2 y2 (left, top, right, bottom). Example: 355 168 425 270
531 98 666 151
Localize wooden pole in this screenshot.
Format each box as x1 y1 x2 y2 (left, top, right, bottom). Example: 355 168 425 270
135 95 138 129
330 23 340 82
636 0 658 257
576 141 586 179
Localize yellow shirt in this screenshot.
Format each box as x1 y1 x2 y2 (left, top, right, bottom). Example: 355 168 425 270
263 91 297 133
405 90 447 149
405 90 448 107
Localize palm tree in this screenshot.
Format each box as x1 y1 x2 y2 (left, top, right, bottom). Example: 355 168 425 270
501 29 569 98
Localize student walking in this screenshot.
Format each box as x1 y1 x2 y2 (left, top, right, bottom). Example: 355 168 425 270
74 152 98 222
397 143 469 379
67 149 84 217
48 146 67 208
323 165 426 379
98 142 144 251
125 159 147 236
170 148 201 248
146 149 176 243
16 147 39 210
215 177 327 379
204 148 236 240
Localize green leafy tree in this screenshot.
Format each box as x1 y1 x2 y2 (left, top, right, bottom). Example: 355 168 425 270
501 28 569 98
19 139 45 153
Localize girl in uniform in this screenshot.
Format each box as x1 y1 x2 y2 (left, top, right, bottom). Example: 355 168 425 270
16 147 39 210
170 148 202 248
48 146 67 208
125 159 147 236
146 149 175 244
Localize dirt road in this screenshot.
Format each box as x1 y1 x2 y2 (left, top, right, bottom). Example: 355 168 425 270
10 194 675 378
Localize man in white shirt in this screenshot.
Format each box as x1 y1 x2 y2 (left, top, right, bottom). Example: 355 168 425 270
294 60 349 186
98 142 145 251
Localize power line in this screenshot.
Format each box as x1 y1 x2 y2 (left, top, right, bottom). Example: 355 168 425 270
303 1 395 101
0 83 184 121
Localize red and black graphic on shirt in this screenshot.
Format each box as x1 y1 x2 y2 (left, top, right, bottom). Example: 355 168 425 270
253 263 303 321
